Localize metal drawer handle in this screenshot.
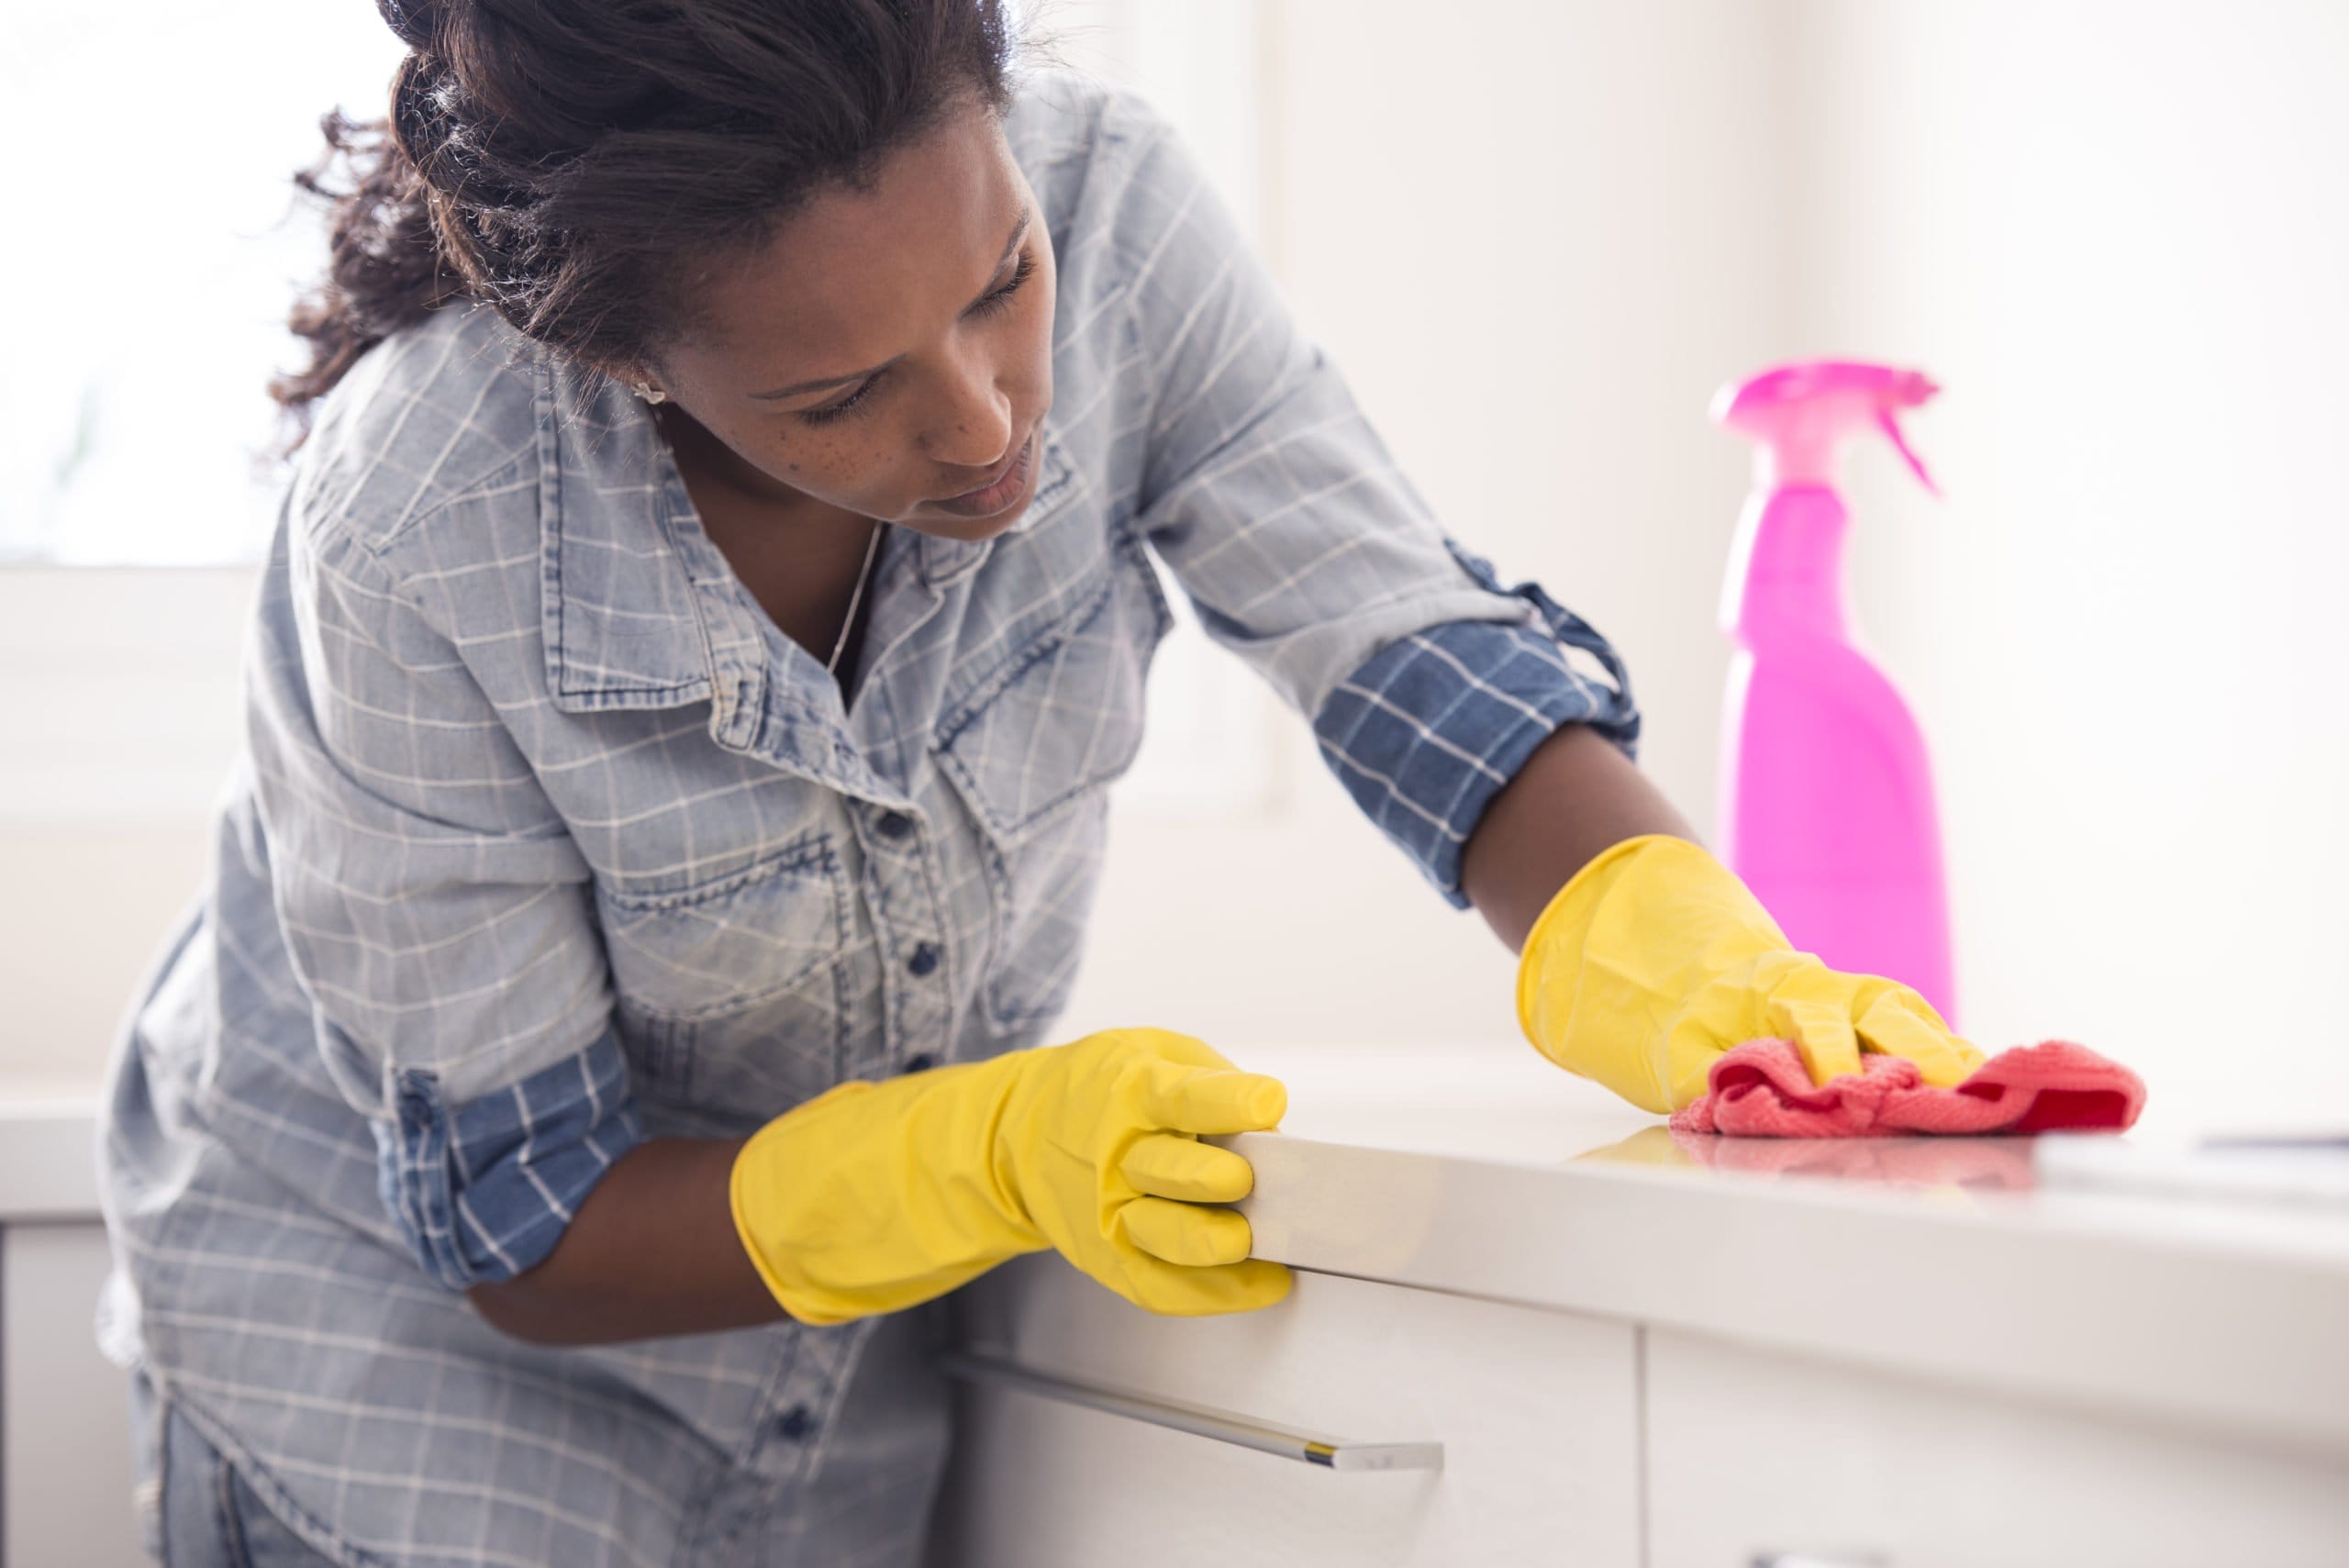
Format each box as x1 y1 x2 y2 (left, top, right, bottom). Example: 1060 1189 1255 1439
938 1348 1444 1473
1752 1555 1890 1567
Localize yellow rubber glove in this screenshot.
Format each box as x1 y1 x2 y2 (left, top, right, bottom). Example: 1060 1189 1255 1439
729 1027 1294 1324
1515 834 1986 1115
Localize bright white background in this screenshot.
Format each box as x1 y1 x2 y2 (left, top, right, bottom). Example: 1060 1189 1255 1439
5 1 2343 1135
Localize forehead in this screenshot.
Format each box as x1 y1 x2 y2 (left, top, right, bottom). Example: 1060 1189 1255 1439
683 104 1019 377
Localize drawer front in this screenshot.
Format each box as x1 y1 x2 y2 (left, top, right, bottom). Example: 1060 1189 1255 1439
929 1252 1640 1568
6 1223 148 1568
1645 1328 2349 1568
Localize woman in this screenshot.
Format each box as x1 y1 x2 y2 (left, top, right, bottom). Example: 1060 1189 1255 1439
95 2 1981 1563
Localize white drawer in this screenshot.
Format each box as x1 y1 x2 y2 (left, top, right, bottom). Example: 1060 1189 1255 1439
5 1222 147 1568
927 1251 1640 1568
1644 1327 2349 1568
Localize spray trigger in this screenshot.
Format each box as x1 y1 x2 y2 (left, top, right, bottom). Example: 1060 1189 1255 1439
1876 406 1940 498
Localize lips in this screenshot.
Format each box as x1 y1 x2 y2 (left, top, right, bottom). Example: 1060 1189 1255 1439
939 428 1031 503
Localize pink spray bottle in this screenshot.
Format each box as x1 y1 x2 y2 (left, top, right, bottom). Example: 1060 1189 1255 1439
1711 360 1958 1027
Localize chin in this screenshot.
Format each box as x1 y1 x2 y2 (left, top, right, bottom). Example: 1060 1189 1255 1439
909 499 1031 542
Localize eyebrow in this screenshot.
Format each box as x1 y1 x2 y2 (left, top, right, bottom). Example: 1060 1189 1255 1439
745 206 1034 402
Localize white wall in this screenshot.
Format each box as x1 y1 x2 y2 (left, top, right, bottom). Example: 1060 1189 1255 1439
1062 0 1800 1056
1774 0 2349 1128
0 569 251 1084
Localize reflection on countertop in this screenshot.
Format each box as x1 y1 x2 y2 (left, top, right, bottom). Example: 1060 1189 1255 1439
1577 1123 2040 1192
1241 1041 2046 1196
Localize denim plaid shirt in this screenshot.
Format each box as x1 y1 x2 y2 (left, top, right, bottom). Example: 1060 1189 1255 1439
94 68 1638 1568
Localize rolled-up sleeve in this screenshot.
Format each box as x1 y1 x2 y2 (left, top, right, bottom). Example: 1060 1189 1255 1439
1114 92 1642 907
246 516 643 1289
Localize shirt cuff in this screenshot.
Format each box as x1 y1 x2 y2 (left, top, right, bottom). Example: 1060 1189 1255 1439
1312 539 1642 910
374 1020 647 1290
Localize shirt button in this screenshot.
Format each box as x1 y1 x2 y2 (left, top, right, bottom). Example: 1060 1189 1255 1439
903 1052 938 1074
875 810 913 840
774 1403 814 1442
907 941 940 978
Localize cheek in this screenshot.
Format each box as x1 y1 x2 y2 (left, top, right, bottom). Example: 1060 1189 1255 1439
772 431 896 495
1001 310 1055 405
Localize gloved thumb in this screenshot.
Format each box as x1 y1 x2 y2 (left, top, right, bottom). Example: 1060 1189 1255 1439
1854 983 1986 1088
1763 960 1865 1087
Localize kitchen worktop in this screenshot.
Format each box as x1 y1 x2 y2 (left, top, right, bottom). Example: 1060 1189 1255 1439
13 1042 2347 1460
0 1076 109 1221
1224 1044 2349 1461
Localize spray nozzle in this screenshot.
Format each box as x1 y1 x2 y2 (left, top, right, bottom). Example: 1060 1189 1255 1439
1711 360 1941 498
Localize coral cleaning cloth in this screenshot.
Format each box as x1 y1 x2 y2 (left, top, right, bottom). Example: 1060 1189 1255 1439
1669 1039 2145 1138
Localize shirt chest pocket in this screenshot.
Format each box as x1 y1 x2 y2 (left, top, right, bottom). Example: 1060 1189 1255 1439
932 491 1175 1039
596 828 852 1130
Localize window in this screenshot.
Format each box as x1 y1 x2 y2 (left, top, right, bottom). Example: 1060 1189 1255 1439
1031 0 1286 818
2 4 405 566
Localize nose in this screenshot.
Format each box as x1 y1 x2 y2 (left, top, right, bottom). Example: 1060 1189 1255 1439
925 348 1016 472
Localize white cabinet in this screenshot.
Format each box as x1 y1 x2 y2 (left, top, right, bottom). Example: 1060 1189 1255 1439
4 1221 145 1568
930 1260 2349 1568
1642 1328 2349 1568
929 1251 1642 1568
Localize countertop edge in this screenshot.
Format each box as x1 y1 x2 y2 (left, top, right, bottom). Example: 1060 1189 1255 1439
0 1100 105 1221
1229 1128 2349 1458
13 1096 2346 1456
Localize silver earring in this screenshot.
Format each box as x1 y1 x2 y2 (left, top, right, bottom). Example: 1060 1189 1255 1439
632 381 668 405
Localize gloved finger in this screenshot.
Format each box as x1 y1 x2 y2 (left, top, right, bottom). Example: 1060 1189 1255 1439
1765 977 1864 1087
1117 1195 1253 1267
1141 1059 1287 1134
1124 1028 1241 1074
1119 1131 1254 1204
1130 1257 1294 1317
1854 986 1987 1088
1217 1258 1294 1310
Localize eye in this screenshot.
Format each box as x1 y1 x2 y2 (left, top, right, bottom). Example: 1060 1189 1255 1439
794 248 1035 428
798 374 884 428
967 250 1036 320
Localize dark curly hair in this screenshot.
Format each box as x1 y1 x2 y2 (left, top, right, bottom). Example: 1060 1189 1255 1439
264 0 1024 465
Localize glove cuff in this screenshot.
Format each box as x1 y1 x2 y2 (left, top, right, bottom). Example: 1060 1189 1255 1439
727 1058 1042 1326
729 1080 880 1324
1515 835 1686 1062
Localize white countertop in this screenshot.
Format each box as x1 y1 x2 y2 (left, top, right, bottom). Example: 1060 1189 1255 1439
0 1076 107 1221
13 1045 2347 1455
1223 1043 2349 1461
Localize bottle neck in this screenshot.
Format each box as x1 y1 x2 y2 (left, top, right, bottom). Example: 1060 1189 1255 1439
1720 484 1852 643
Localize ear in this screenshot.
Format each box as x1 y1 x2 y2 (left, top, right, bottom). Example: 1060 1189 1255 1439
591 361 667 404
